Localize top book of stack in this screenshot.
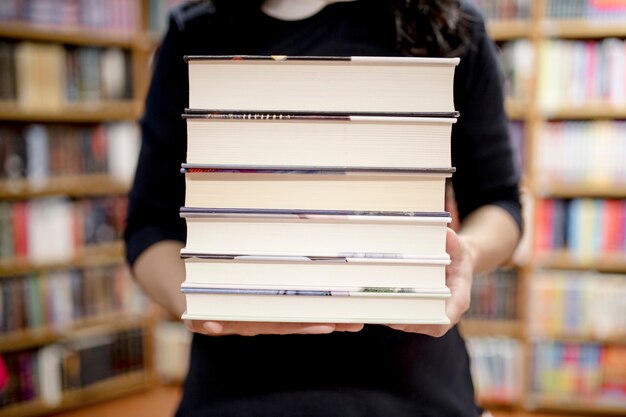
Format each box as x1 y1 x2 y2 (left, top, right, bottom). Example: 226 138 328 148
184 55 460 116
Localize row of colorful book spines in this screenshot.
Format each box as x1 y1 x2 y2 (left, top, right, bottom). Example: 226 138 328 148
466 274 519 320
535 122 626 155
535 121 626 173
0 41 133 102
472 0 531 20
0 123 120 180
0 196 127 262
545 0 626 19
538 39 626 106
476 0 626 21
534 198 626 254
0 0 141 34
0 263 147 335
531 341 626 397
465 337 524 402
60 327 145 390
0 327 145 408
527 274 626 337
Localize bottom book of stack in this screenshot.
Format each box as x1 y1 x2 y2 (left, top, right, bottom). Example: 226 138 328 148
180 255 451 324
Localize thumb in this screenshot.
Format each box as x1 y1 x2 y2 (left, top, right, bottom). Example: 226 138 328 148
446 227 463 262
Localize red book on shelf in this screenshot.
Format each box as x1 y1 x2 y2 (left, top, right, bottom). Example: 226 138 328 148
12 201 28 260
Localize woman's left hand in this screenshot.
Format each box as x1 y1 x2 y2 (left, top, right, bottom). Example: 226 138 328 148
386 227 475 337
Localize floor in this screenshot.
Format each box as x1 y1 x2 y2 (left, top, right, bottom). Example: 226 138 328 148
51 385 182 417
48 385 593 417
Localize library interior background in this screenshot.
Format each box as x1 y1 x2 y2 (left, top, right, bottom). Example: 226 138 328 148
1 0 626 416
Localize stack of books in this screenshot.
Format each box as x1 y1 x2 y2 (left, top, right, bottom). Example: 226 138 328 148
179 55 460 324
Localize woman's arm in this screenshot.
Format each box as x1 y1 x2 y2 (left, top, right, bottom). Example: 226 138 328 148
132 240 365 335
390 5 523 336
132 240 186 318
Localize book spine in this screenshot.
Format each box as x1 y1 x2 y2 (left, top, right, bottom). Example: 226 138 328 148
180 164 456 174
183 109 461 119
181 285 451 298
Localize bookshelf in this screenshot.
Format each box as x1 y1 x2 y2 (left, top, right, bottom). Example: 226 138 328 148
0 1 168 416
465 0 626 414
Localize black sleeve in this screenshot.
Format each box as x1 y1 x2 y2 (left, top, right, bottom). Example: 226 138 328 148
123 14 190 266
450 7 523 232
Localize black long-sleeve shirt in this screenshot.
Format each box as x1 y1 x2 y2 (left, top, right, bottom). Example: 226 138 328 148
124 1 522 416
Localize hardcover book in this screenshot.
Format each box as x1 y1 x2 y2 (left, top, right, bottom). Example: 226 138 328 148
182 166 454 213
182 254 450 291
184 110 456 169
181 283 451 324
185 55 460 114
181 208 451 257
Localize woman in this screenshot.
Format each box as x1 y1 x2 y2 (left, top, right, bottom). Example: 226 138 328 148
125 1 522 415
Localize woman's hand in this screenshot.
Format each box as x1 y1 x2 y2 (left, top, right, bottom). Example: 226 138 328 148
185 320 364 336
386 227 475 337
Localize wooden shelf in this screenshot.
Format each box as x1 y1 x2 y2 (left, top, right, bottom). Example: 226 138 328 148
505 99 529 120
542 20 626 39
534 184 626 198
535 251 626 273
0 241 124 276
487 20 532 41
477 397 519 410
0 100 140 122
459 319 523 339
0 174 130 200
0 370 151 417
527 332 626 345
527 394 626 415
0 22 150 49
539 103 626 120
0 314 149 352
0 7 154 417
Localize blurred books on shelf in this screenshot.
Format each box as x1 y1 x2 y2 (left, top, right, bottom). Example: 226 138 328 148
0 2 154 416
527 270 626 341
466 336 524 405
0 326 148 411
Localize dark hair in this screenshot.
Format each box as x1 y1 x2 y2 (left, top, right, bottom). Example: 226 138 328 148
210 0 472 57
391 0 472 57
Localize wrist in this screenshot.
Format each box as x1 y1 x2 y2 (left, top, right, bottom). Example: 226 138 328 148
457 234 478 274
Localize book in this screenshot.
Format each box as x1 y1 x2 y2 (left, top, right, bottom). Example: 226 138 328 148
182 166 453 212
185 55 460 114
184 111 456 169
14 42 65 111
181 208 451 257
180 283 451 324
182 255 449 290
